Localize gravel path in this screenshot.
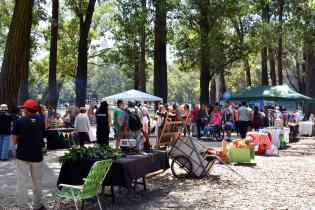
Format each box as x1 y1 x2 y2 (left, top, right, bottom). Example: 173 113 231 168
1 138 315 210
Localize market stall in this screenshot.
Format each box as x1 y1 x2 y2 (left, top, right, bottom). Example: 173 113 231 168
230 85 314 102
247 131 272 150
259 127 290 148
57 151 169 194
298 121 314 136
46 128 73 149
102 89 163 104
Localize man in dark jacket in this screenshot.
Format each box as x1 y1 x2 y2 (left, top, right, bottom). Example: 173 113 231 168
196 104 209 138
0 104 13 160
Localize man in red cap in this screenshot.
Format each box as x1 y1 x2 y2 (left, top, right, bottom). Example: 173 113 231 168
12 99 45 210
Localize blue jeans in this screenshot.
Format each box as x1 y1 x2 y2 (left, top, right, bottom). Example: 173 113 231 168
204 124 219 137
126 130 142 149
0 134 11 160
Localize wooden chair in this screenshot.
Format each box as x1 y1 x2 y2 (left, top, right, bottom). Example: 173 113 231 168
155 112 186 149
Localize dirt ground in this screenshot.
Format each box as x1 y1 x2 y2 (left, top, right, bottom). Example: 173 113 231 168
1 137 315 210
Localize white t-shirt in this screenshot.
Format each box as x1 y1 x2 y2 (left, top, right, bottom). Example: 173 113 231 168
239 106 251 121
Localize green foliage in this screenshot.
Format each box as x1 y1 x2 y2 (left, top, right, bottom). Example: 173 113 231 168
1 0 315 105
58 144 124 164
87 62 133 99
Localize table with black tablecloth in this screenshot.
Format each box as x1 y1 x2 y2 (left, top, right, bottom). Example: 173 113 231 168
46 128 75 149
57 150 169 192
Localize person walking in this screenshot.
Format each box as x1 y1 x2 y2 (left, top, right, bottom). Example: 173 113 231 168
223 101 234 142
74 107 91 147
233 105 240 137
191 104 199 137
196 104 209 138
113 100 125 149
125 101 143 149
252 106 263 131
95 101 110 145
182 104 191 136
238 101 252 139
0 104 13 160
12 99 45 210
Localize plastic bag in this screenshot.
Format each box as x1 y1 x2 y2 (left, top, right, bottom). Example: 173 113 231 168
265 144 279 156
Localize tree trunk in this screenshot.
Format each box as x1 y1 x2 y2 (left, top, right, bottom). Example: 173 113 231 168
261 47 269 85
210 77 216 104
217 71 226 99
48 0 59 109
296 59 306 94
0 0 34 110
234 17 251 87
75 0 97 107
18 39 31 104
261 2 269 86
153 0 167 103
277 0 284 85
269 47 277 85
138 0 146 92
244 58 251 86
134 55 139 90
198 0 211 105
305 53 315 116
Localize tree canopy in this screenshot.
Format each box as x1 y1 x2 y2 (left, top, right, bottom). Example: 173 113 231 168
0 0 314 113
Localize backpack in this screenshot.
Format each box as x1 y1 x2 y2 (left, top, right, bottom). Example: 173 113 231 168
126 108 143 132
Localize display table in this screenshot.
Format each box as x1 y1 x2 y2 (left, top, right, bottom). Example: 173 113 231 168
259 127 290 148
247 132 272 149
298 121 314 136
46 128 75 149
57 151 169 192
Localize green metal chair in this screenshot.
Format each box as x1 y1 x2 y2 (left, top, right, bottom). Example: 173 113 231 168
54 160 112 210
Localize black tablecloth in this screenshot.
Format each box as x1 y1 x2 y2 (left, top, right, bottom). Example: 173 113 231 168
57 151 169 190
46 130 67 149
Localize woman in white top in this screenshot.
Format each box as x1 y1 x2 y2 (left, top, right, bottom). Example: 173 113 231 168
238 102 252 139
74 107 91 147
141 107 150 134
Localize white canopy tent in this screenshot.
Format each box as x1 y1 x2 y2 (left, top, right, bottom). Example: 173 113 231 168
102 89 163 103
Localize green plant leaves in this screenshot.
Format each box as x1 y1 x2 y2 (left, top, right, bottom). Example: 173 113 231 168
58 144 124 164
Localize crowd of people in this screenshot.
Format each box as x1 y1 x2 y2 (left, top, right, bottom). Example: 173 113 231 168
0 98 306 210
152 101 303 142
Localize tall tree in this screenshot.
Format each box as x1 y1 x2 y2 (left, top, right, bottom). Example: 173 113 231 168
217 70 226 98
269 47 277 85
277 0 284 85
210 77 216 104
48 0 59 108
198 0 211 104
0 0 34 109
138 0 147 92
111 0 149 91
18 43 31 104
153 0 167 103
232 16 252 86
261 2 269 85
305 51 315 116
71 0 97 107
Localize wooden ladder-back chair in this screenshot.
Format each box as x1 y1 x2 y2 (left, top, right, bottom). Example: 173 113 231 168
156 111 185 149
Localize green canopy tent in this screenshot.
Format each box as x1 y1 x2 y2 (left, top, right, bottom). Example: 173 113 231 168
230 85 314 102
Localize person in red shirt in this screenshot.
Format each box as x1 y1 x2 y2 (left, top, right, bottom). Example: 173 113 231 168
233 105 239 137
191 104 199 136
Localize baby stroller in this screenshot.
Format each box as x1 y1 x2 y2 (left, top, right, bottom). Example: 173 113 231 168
203 123 224 142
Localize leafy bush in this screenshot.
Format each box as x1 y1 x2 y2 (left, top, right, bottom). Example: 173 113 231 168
59 144 124 164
